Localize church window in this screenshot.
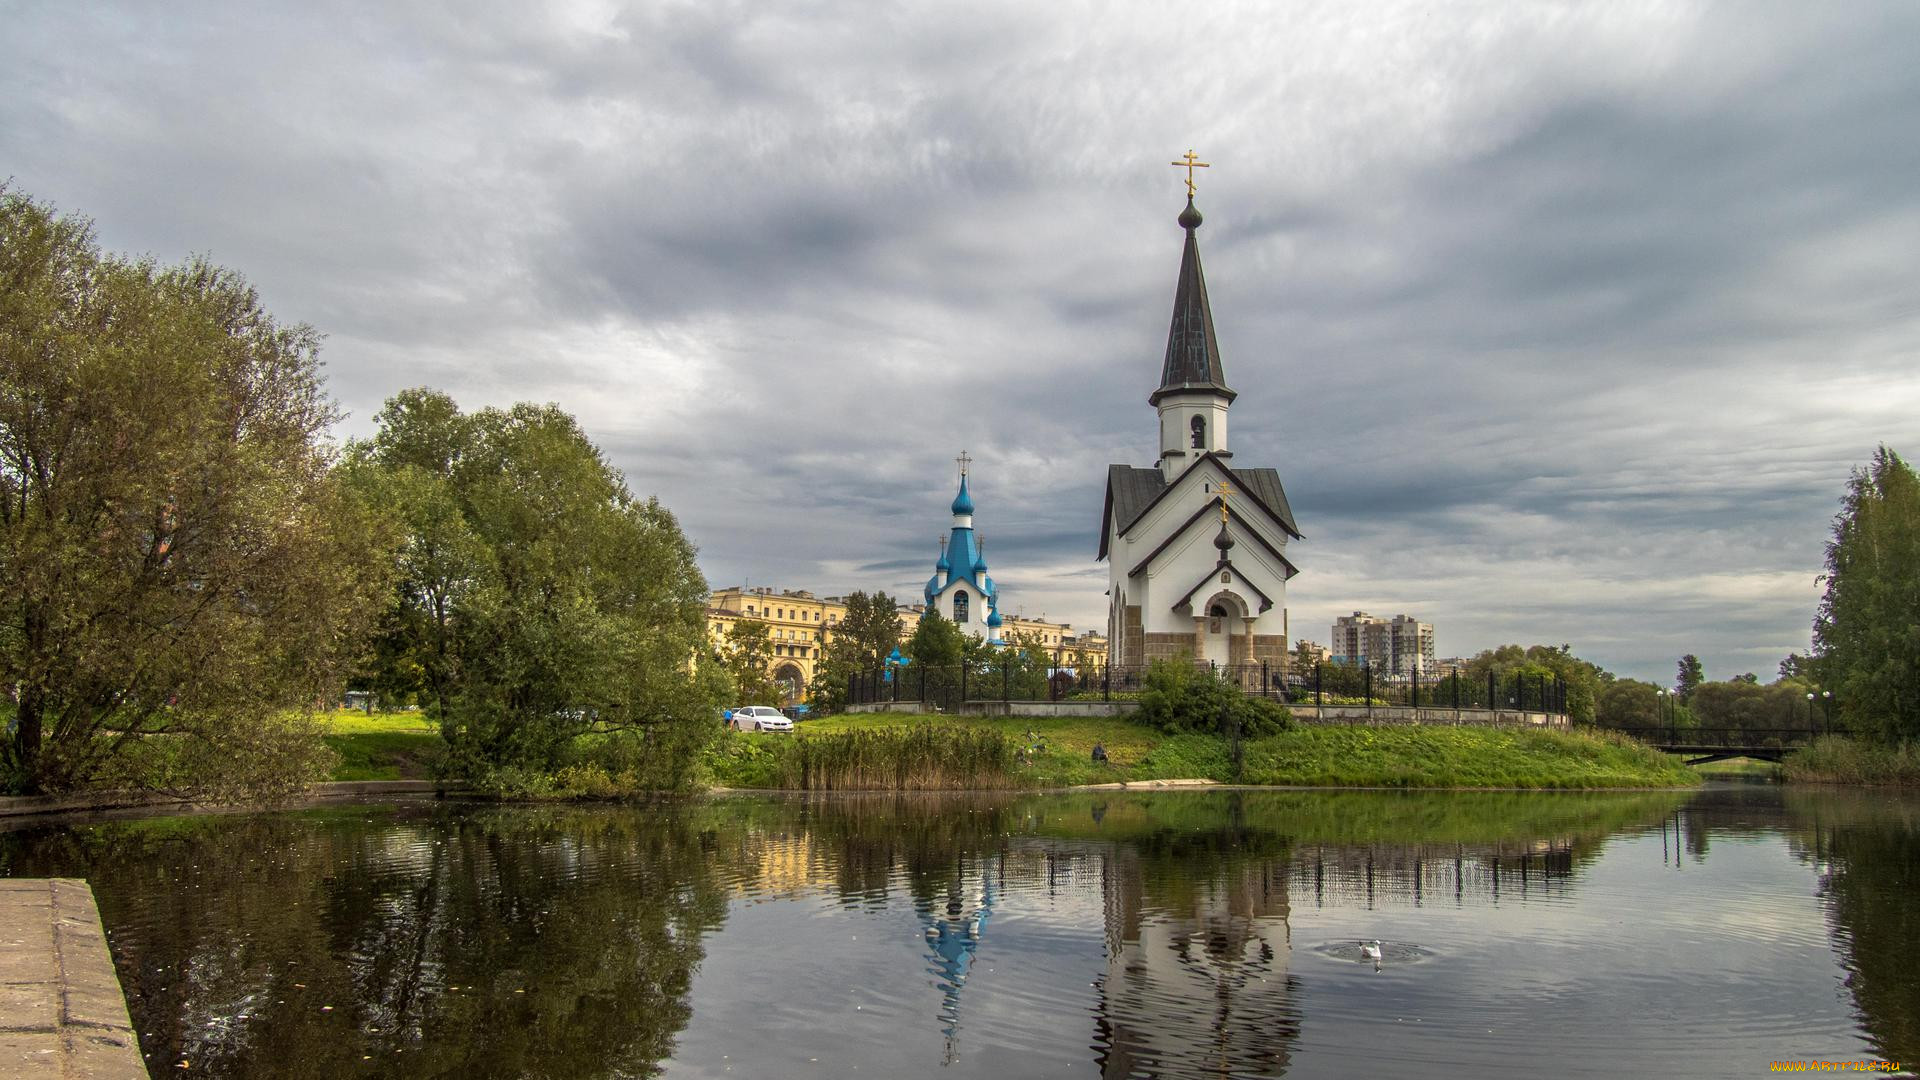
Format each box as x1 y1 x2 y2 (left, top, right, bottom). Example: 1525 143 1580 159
1190 415 1206 449
954 591 970 622
1208 603 1227 635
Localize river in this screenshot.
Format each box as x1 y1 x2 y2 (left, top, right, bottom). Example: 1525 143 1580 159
1 785 1912 1078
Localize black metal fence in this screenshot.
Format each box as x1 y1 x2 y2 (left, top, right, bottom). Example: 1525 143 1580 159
849 660 1567 715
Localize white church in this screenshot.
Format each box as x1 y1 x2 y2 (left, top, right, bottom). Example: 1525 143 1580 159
923 456 1005 642
1099 187 1301 671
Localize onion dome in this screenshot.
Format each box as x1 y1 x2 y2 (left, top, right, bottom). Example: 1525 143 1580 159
951 475 975 516
987 609 1003 629
1214 519 1235 554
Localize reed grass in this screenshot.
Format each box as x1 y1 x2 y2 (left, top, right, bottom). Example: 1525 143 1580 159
771 725 1022 790
1784 736 1920 786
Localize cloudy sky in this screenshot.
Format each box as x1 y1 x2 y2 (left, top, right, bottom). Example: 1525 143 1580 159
7 2 1918 683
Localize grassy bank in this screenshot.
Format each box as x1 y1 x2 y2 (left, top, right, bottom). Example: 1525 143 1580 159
318 710 442 781
703 712 1696 790
1784 735 1920 786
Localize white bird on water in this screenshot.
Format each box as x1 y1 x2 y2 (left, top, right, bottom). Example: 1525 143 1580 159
1360 940 1383 962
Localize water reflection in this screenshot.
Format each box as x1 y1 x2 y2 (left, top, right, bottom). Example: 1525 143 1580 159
1 786 1913 1077
1790 791 1920 1064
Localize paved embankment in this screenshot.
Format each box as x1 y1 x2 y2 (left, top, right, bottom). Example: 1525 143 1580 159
0 878 146 1079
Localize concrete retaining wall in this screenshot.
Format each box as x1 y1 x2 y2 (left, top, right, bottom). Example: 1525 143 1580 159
0 878 146 1079
0 779 445 821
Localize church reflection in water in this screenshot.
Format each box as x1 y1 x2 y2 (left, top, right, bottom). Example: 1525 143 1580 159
886 795 1584 1076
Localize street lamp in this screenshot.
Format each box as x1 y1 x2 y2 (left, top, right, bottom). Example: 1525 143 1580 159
1656 689 1668 739
1821 690 1832 734
1807 692 1816 732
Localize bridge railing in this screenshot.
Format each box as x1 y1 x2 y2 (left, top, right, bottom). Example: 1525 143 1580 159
1610 726 1819 749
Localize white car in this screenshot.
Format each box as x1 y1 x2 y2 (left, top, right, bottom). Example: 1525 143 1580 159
731 706 792 732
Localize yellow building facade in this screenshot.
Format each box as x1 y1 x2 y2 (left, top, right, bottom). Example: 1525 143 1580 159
706 585 1107 703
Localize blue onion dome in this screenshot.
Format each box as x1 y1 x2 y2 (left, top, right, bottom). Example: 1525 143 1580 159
951 475 975 516
972 549 988 574
925 573 941 598
986 609 1003 628
936 547 950 572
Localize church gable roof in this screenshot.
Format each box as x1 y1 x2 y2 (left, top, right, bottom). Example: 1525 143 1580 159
1127 497 1300 581
1099 465 1167 558
1099 454 1301 561
1173 560 1275 614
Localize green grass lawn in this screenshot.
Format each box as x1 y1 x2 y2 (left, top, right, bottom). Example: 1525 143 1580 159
317 709 443 781
1689 757 1783 780
728 712 1697 790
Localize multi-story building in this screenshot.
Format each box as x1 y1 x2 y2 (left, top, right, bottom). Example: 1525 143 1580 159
705 586 1103 702
1328 612 1436 678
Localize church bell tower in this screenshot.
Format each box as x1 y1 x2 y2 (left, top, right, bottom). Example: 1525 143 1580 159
1153 164 1236 482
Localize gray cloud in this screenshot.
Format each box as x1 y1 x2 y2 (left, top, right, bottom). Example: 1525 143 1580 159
5 2 1918 683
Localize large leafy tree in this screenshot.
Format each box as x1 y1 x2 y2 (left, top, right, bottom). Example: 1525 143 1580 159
0 188 393 795
1815 446 1920 741
718 620 781 706
347 389 716 784
806 591 900 710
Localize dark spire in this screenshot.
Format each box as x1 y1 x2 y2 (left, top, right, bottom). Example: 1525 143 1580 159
1151 197 1235 407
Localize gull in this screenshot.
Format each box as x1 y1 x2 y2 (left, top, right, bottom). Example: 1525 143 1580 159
1360 940 1383 962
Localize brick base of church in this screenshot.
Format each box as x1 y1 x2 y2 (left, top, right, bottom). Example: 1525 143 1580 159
1252 634 1288 670
1142 632 1191 661
1121 606 1144 664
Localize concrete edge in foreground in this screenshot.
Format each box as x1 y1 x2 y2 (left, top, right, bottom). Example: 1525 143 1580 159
0 878 147 1079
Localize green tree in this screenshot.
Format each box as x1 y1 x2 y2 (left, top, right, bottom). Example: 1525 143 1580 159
1136 655 1289 737
719 620 780 706
903 608 966 668
1461 644 1608 723
1815 446 1920 741
807 591 901 711
1596 678 1662 729
347 390 714 787
1676 655 1705 702
1289 639 1323 674
0 187 394 796
1689 678 1810 735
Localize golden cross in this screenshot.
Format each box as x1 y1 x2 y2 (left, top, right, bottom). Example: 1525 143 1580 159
956 450 972 479
1171 149 1210 198
1215 479 1236 524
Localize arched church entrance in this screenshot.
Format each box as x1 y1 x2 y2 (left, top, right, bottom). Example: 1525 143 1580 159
1199 593 1245 668
774 663 804 704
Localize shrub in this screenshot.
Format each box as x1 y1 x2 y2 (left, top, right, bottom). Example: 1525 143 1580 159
1135 658 1291 737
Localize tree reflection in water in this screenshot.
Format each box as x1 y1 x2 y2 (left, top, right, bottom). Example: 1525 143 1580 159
2 804 732 1078
1789 791 1920 1064
0 788 1695 1078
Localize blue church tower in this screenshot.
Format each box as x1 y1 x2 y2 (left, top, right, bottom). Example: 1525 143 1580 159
923 453 1002 641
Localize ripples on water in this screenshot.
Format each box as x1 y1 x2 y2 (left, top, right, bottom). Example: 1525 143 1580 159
0 786 1914 1078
